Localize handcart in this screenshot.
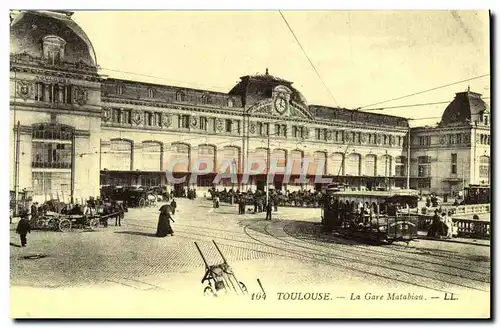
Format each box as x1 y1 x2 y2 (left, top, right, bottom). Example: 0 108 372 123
194 240 248 297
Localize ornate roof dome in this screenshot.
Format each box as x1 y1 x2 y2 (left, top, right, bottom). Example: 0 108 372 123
10 10 97 67
440 89 489 126
228 69 308 108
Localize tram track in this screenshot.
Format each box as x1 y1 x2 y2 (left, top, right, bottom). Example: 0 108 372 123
122 208 489 294
124 222 291 260
128 218 489 277
280 211 490 268
261 222 489 290
280 222 490 276
241 219 454 294
258 221 488 293
126 219 489 291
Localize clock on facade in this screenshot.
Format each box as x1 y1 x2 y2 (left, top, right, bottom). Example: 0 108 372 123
274 96 287 114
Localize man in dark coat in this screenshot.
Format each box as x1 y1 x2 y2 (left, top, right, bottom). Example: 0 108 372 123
115 202 124 227
265 200 273 220
238 197 245 214
428 210 442 238
16 212 31 247
30 203 38 221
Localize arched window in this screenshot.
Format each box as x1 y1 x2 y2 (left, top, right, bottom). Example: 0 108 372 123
142 141 162 171
378 155 392 176
117 84 124 95
271 149 287 174
251 148 269 174
165 143 190 173
308 151 326 176
197 144 216 173
42 35 66 65
176 91 186 102
289 150 304 176
219 146 240 174
148 88 154 98
345 153 360 176
364 154 376 176
101 139 133 171
330 153 344 175
227 98 234 108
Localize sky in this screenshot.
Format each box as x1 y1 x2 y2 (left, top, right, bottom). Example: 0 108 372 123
73 10 490 127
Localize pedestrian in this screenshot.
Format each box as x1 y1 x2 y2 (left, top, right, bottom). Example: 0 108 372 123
443 212 454 239
156 205 175 237
31 202 38 221
115 202 124 227
170 199 177 215
265 200 273 220
16 211 31 247
238 197 245 214
427 210 442 238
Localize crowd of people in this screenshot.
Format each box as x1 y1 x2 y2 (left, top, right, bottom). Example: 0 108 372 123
207 187 324 209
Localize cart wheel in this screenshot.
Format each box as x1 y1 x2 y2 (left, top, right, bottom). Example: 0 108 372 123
58 218 72 232
239 282 248 294
204 286 216 297
47 218 57 231
36 218 46 230
89 218 100 231
139 198 146 208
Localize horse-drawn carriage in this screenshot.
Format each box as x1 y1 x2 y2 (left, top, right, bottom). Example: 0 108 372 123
32 201 124 232
32 212 101 232
101 186 146 208
321 187 420 244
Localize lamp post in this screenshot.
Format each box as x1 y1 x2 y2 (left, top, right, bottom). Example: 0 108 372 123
462 159 465 197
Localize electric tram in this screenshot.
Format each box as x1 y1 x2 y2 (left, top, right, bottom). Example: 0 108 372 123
463 184 490 205
321 186 420 244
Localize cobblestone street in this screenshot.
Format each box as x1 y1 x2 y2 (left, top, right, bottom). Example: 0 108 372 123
10 198 490 318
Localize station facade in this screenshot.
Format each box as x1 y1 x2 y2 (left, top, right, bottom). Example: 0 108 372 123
10 11 490 202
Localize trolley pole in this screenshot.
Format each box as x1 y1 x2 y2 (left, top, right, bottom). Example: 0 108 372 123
242 111 246 191
406 126 411 189
266 131 270 206
14 121 20 216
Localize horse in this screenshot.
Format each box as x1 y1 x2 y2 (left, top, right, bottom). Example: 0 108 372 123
147 193 157 207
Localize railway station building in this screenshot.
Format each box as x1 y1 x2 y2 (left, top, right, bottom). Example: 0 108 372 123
9 10 490 202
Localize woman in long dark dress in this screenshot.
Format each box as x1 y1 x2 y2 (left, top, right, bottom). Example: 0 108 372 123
156 204 175 237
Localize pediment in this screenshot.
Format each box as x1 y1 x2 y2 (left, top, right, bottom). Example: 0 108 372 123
249 98 312 120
